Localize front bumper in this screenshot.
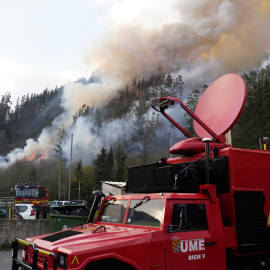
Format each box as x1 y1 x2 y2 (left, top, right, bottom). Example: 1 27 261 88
12 238 57 270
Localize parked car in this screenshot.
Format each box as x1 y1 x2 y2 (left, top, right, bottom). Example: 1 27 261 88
49 200 60 206
49 200 60 212
71 200 87 205
59 201 71 206
15 204 36 220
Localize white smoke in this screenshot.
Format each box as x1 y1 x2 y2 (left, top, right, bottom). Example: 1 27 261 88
1 0 270 166
61 79 124 115
61 116 133 164
85 0 270 84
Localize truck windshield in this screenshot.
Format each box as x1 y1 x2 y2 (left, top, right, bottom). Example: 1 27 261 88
15 187 39 199
125 199 163 227
98 200 128 224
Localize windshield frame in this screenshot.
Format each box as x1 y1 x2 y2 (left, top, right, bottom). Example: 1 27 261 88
125 198 163 228
95 194 165 230
97 199 128 224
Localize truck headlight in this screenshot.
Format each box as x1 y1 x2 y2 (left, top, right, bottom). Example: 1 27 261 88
58 252 68 269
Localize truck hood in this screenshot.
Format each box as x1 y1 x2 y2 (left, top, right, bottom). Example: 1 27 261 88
26 224 155 267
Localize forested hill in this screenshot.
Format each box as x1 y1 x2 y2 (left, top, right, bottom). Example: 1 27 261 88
0 72 186 158
0 87 63 155
232 67 270 149
1 66 270 156
0 66 270 200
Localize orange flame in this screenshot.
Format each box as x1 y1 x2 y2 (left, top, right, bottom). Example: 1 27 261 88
26 154 35 162
25 150 48 163
35 150 48 163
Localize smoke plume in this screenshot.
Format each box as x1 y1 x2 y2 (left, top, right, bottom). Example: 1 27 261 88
84 0 270 87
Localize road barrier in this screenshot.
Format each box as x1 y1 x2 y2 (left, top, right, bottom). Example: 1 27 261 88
0 219 51 245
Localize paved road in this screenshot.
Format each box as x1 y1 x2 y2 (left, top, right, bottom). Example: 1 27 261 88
0 250 22 270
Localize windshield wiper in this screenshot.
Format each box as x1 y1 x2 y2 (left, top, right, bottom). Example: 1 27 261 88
133 196 150 209
107 197 116 204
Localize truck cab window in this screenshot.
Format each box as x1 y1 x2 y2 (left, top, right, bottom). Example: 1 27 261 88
98 200 128 224
170 203 208 231
125 199 163 227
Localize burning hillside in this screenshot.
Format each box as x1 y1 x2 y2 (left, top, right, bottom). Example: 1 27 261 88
25 150 48 163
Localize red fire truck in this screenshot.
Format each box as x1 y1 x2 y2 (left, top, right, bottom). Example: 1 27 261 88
12 183 50 219
11 74 270 269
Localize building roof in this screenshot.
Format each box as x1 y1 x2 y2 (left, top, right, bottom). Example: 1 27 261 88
101 181 126 189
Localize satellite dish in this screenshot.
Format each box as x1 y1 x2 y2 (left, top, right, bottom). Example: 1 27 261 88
152 73 247 155
193 73 247 138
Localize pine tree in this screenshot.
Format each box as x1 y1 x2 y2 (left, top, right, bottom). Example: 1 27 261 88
0 92 12 130
75 160 83 180
114 146 127 182
131 100 148 143
106 146 115 181
131 112 145 143
92 147 108 186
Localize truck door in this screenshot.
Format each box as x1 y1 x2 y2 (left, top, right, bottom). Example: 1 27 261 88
166 200 220 270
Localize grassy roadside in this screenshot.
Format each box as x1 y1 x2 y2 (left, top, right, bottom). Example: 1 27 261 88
0 242 24 251
0 243 11 251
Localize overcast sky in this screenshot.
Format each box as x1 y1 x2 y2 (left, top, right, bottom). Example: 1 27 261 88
0 0 113 104
2 0 270 108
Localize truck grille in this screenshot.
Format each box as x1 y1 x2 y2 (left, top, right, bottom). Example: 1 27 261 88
234 191 267 254
42 230 82 242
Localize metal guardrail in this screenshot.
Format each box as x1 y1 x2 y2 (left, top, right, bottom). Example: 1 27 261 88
0 197 13 202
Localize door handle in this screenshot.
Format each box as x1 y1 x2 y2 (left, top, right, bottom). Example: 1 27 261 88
205 241 216 246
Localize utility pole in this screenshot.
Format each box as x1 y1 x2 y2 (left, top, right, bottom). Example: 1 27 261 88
68 133 73 201
78 169 81 200
58 148 62 201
